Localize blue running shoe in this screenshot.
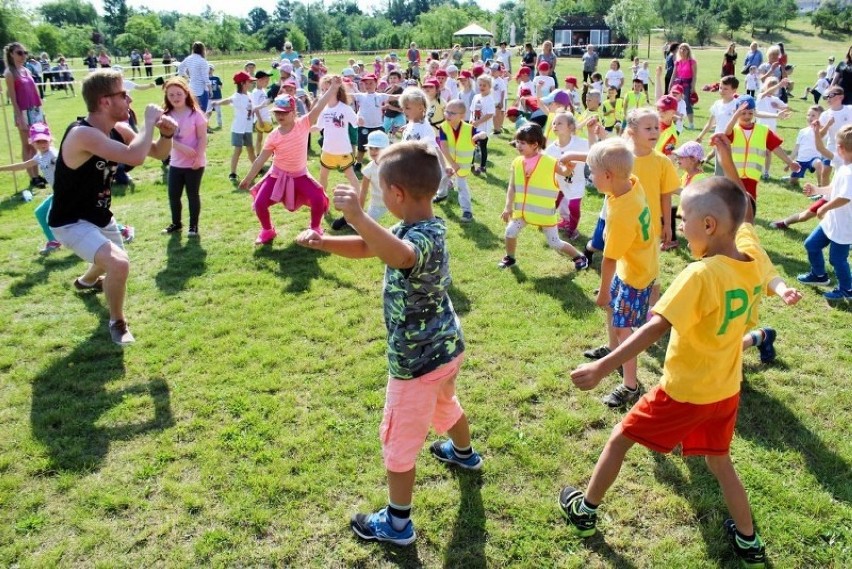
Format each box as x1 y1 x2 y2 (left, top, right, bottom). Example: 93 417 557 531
350 507 416 546
824 288 852 302
756 328 776 364
796 272 831 287
429 440 483 470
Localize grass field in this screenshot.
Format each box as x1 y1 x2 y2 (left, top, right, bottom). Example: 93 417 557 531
0 19 850 568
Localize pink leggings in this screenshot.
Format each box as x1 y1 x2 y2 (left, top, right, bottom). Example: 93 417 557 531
559 197 582 233
253 173 328 231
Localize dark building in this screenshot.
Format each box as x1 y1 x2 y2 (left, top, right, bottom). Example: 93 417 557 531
552 16 626 58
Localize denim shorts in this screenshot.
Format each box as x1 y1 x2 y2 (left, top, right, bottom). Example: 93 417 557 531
231 131 253 147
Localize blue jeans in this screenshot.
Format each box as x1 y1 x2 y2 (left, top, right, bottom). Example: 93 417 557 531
196 91 209 113
805 225 851 290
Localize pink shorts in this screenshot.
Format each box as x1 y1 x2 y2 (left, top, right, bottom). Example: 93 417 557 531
381 354 465 472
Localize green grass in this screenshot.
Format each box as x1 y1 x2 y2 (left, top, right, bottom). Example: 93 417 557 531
1 20 850 567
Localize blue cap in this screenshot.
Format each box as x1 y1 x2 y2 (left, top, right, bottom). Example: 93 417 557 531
366 130 390 149
736 94 756 110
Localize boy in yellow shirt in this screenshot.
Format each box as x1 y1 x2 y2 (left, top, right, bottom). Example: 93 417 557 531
582 138 658 408
561 150 800 566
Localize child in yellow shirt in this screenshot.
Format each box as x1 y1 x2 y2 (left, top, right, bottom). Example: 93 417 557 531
562 166 799 568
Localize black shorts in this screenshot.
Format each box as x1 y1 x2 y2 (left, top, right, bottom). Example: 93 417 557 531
357 126 385 152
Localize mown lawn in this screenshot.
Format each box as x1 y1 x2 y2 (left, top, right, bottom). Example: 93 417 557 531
0 20 850 568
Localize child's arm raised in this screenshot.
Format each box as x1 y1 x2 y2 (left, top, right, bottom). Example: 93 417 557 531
307 75 344 125
571 314 672 390
723 103 746 137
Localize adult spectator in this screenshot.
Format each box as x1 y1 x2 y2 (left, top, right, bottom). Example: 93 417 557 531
130 49 142 78
664 42 679 90
758 44 788 101
537 41 557 79
47 70 176 345
831 45 852 105
4 42 44 188
521 43 537 74
25 55 44 98
496 41 512 73
669 43 697 130
481 41 494 63
451 44 464 66
84 49 97 71
162 50 173 75
722 43 737 78
280 41 299 62
98 49 111 68
143 48 153 77
407 42 421 81
582 44 598 83
742 42 763 74
39 52 52 92
177 41 211 110
55 55 75 96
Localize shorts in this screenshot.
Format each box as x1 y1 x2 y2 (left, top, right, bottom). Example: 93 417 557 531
50 218 123 263
808 197 829 214
791 158 821 179
590 217 606 251
254 119 273 134
621 385 740 456
357 126 385 152
384 114 406 132
320 152 355 171
24 107 45 126
348 125 358 146
381 354 466 472
231 131 253 147
609 274 653 328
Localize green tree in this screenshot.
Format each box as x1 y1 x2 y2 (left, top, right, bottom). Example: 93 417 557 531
606 0 657 55
114 32 142 54
103 0 130 40
124 13 162 48
274 0 293 23
246 7 269 34
0 0 37 48
60 24 96 56
286 25 308 52
39 0 97 26
34 23 64 55
524 0 551 45
721 2 743 39
412 5 470 49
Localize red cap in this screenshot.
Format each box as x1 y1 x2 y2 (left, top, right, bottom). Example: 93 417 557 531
423 79 440 88
361 74 377 82
520 87 532 96
516 67 531 78
460 70 473 79
564 75 578 86
537 61 550 72
670 84 684 95
656 95 678 112
472 65 484 77
506 107 521 117
233 70 252 83
436 69 448 78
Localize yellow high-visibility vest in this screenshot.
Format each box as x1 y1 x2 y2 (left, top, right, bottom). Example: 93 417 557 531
602 98 624 128
731 124 769 181
655 122 679 154
440 121 476 177
512 154 559 226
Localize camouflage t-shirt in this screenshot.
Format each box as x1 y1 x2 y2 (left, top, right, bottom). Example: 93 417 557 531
384 217 464 379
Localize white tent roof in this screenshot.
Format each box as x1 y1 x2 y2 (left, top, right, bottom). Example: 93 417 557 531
453 23 493 37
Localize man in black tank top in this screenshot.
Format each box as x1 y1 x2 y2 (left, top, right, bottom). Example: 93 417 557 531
49 70 177 345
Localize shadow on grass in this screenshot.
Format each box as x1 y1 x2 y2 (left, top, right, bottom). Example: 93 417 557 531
29 293 174 473
583 533 640 569
738 382 851 504
155 233 208 294
253 241 361 294
530 274 595 316
448 283 471 317
444 469 486 569
7 253 81 297
378 542 423 568
439 207 502 251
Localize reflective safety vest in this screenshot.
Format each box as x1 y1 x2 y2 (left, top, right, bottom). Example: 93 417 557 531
512 154 559 226
731 123 769 181
440 121 476 177
682 171 710 187
544 113 555 141
602 98 624 128
656 122 679 154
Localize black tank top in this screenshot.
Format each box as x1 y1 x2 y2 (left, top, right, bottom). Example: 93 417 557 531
49 119 123 228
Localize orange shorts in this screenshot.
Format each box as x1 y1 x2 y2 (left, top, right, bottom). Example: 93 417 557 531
381 354 465 472
621 385 740 456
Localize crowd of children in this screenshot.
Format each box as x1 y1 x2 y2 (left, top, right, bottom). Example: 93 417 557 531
6 43 852 569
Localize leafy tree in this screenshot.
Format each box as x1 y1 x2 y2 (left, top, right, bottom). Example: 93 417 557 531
124 13 162 48
60 25 96 56
258 20 289 50
412 5 470 49
114 32 142 54
158 11 180 30
286 25 308 52
524 0 551 45
606 0 657 54
690 10 716 46
721 2 743 39
39 0 97 27
779 0 798 28
324 27 345 50
1 0 37 48
274 0 293 23
34 23 64 55
810 1 852 34
246 7 269 34
292 2 326 50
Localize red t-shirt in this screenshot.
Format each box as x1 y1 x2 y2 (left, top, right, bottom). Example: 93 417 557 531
727 123 783 198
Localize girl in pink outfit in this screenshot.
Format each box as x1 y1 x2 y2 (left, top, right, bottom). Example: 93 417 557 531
240 76 344 245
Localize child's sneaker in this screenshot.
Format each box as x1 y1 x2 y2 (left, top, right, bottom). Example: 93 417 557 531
558 487 597 537
228 173 238 184
255 228 277 245
331 216 349 231
824 287 852 302
760 171 770 181
429 440 483 470
769 220 788 230
583 345 611 359
39 240 62 255
796 272 831 287
573 255 589 270
567 229 580 241
602 383 643 408
350 507 416 546
121 225 135 243
753 327 776 363
498 255 516 269
723 519 766 568
460 211 473 223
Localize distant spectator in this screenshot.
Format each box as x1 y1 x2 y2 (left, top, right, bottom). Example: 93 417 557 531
84 49 97 71
670 43 697 129
130 49 142 78
280 41 299 62
664 42 679 90
177 41 211 110
451 44 464 66
98 49 111 68
3 42 45 187
162 49 173 75
497 41 512 73
143 48 153 77
582 44 598 84
831 45 852 105
722 43 737 78
537 41 557 79
743 42 763 73
481 41 494 63
521 43 536 73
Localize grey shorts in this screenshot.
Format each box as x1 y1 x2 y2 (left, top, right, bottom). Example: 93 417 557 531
231 131 253 147
50 218 123 263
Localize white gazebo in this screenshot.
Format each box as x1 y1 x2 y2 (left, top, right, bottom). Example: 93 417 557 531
453 23 494 48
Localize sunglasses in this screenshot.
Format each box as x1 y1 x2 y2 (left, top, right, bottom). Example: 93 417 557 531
104 91 129 100
825 94 839 99
15 50 28 56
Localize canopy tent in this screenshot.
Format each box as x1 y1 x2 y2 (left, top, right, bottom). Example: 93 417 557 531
453 23 493 47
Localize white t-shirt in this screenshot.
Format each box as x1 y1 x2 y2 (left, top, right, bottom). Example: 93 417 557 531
35 147 58 187
820 105 852 165
710 98 739 134
814 78 830 95
445 78 459 101
496 49 512 71
459 89 475 116
590 80 603 93
637 68 650 85
532 74 555 97
318 101 358 154
795 126 823 161
402 120 438 148
362 160 384 206
470 93 496 135
756 95 785 131
517 80 533 98
545 136 589 200
821 163 852 244
745 73 761 92
492 77 507 107
605 69 624 90
676 99 688 131
230 92 253 134
251 88 271 123
353 92 389 128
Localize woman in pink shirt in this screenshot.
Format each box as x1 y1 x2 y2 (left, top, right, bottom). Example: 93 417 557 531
3 42 44 188
161 77 207 236
669 43 698 129
239 76 344 245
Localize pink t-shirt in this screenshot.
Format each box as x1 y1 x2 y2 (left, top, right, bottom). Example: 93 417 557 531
674 59 695 81
167 109 208 168
265 116 311 172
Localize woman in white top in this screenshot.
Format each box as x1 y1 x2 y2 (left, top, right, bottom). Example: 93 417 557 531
177 42 211 111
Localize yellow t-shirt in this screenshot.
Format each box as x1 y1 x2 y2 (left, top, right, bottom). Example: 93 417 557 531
632 150 680 238
603 175 658 289
736 223 779 291
653 254 765 404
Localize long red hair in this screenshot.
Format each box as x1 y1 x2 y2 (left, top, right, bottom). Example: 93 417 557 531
162 77 199 113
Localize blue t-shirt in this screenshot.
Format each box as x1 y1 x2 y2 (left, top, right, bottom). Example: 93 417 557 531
384 217 464 379
209 75 223 99
481 47 495 62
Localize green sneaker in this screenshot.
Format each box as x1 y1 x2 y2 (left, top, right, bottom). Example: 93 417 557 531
558 486 597 537
724 519 766 568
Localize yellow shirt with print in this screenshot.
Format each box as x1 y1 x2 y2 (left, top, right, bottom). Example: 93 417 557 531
654 254 766 404
736 223 780 288
603 175 658 289
632 150 680 238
